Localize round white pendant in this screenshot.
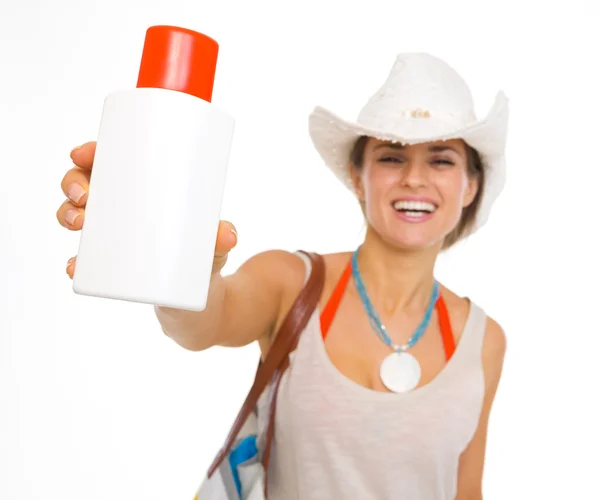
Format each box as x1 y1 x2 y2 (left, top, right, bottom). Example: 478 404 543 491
380 351 421 393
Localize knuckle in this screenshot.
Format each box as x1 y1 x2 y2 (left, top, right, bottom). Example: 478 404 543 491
213 253 228 270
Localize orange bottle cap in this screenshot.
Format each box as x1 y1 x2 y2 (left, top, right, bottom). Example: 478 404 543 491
136 25 219 102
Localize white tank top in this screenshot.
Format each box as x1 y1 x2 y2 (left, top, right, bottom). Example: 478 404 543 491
257 252 487 499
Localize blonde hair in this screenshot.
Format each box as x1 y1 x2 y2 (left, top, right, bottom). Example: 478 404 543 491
349 136 485 250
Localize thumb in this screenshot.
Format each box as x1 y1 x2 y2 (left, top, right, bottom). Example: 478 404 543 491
213 220 238 274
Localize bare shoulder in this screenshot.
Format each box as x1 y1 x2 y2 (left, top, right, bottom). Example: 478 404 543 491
442 285 506 371
437 285 473 342
439 286 507 379
218 249 309 349
232 248 310 291
267 250 352 310
481 315 507 387
483 316 507 357
263 250 351 347
242 248 314 354
233 248 308 305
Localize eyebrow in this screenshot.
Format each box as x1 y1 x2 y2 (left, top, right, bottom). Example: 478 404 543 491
373 143 461 155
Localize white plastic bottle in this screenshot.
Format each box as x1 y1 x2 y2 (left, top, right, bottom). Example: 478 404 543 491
73 25 235 312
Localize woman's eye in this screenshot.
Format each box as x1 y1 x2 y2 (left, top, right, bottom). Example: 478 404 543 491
377 157 454 166
432 159 454 166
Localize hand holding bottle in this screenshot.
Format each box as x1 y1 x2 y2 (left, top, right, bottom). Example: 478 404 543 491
57 141 238 282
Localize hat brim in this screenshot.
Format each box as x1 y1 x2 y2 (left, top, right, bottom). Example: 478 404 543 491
308 91 509 233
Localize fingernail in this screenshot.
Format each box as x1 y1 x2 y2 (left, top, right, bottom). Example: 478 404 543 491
67 183 86 204
66 257 75 273
65 209 81 225
229 225 238 245
70 145 82 154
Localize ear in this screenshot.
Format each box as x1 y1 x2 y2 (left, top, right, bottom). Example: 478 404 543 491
462 176 479 208
349 164 365 201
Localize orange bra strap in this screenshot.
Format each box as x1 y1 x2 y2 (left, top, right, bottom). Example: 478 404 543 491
436 296 456 360
320 260 352 338
320 259 456 361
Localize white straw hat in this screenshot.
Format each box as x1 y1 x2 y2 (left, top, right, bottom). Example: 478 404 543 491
308 52 509 234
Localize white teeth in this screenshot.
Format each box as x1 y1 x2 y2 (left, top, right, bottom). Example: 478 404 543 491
393 200 436 212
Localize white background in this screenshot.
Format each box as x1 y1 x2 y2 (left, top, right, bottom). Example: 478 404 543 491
1 0 599 498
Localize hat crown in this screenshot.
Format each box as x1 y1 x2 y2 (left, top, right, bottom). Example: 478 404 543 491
358 53 477 136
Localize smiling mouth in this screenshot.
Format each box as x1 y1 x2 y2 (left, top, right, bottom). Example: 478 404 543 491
392 200 437 217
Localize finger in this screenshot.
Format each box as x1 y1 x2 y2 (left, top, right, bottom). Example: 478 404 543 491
69 141 96 171
56 199 85 230
212 220 238 274
214 220 237 256
66 256 77 279
61 167 91 207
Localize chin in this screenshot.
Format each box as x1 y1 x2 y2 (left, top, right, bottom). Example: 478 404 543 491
388 233 443 252
382 218 451 252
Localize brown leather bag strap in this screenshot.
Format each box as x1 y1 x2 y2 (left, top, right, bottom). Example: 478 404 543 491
207 250 325 478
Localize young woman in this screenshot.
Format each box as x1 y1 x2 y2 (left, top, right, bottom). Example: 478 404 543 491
58 52 508 499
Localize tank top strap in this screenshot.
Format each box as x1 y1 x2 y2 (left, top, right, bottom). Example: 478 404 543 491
318 257 457 361
294 250 313 285
461 301 488 356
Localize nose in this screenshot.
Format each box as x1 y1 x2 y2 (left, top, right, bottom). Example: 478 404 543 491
401 159 428 188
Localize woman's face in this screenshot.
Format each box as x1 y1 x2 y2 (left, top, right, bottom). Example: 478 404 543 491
351 137 478 250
